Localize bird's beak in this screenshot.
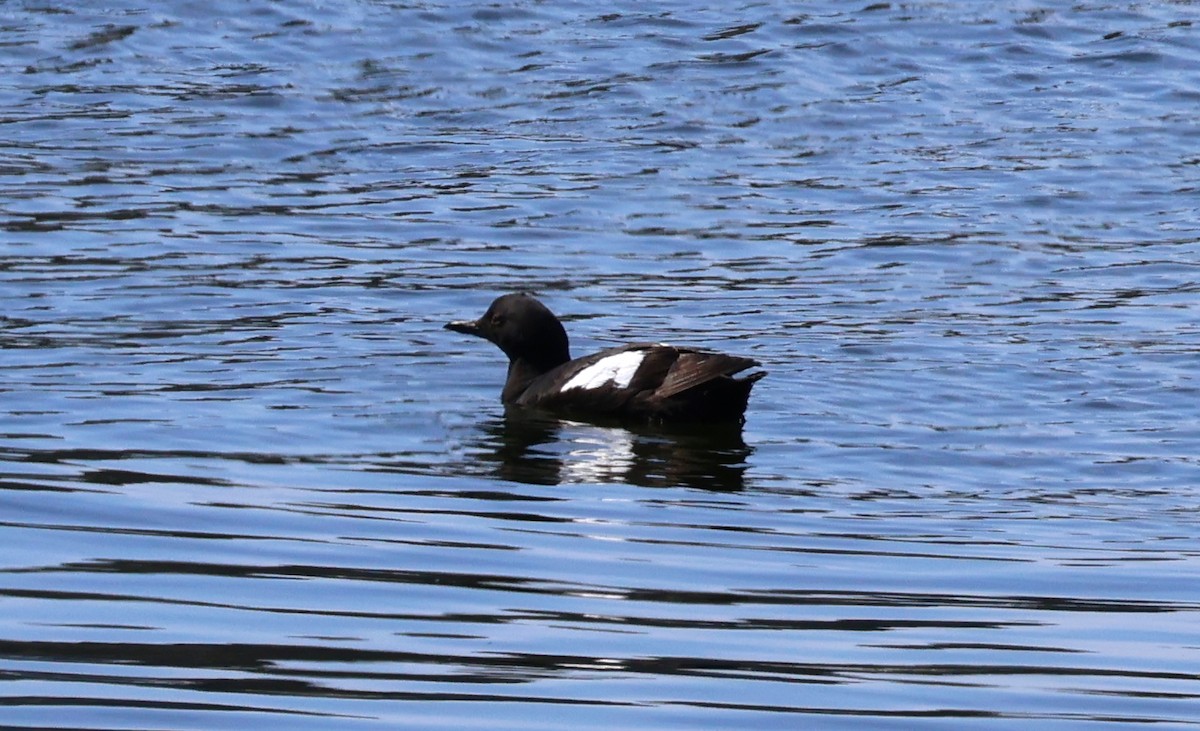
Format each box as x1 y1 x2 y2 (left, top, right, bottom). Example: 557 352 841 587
445 319 483 337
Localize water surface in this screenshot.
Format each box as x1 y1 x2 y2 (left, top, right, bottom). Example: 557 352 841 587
2 1 1200 729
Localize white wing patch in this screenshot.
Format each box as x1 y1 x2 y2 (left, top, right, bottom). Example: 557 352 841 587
562 350 645 392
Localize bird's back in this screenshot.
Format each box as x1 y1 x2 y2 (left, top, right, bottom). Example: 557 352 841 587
513 343 764 422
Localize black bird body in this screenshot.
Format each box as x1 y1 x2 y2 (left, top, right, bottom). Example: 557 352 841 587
446 293 765 423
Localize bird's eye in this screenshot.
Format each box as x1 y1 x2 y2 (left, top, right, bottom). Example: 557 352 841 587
490 315 505 327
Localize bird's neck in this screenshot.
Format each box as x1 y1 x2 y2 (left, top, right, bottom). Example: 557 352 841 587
501 354 567 403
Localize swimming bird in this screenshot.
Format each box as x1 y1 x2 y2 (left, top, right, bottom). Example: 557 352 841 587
445 293 765 423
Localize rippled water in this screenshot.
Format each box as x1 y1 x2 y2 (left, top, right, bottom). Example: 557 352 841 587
3 1 1200 728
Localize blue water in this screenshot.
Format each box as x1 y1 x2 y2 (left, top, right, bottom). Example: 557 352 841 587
2 1 1200 729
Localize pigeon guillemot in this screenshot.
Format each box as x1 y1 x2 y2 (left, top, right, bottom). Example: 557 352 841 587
445 293 766 423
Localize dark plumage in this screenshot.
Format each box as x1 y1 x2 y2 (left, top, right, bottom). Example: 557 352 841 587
445 293 765 423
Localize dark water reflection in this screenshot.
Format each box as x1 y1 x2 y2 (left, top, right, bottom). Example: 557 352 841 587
4 0 1200 729
458 413 754 490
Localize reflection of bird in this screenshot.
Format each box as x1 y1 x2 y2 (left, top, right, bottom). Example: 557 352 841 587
446 293 765 423
469 413 754 491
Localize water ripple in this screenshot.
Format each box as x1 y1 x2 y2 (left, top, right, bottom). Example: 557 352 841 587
3 0 1200 728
